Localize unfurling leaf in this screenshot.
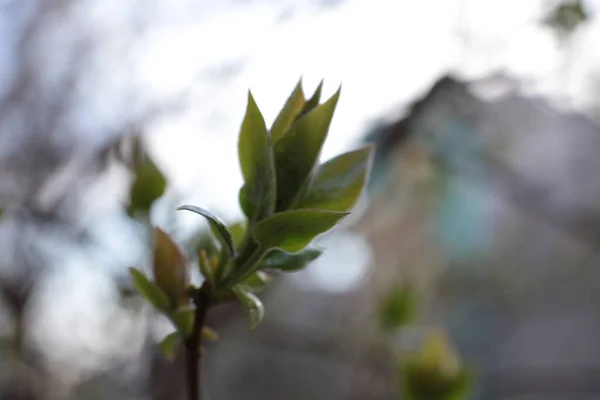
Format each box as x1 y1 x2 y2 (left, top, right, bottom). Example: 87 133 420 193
270 79 305 143
252 209 348 253
232 285 265 329
129 267 170 313
273 87 341 211
153 227 189 309
159 332 182 360
258 248 322 272
237 92 276 223
177 205 237 259
126 141 167 217
298 145 373 212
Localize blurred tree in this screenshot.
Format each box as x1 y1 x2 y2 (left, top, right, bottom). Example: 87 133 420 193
0 0 193 398
543 0 588 38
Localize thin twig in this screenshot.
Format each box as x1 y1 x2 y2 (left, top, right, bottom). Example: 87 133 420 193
185 287 210 400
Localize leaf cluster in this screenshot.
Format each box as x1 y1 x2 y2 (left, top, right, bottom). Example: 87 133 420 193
129 79 373 355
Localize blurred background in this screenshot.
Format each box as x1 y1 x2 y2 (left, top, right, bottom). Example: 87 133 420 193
1 0 600 399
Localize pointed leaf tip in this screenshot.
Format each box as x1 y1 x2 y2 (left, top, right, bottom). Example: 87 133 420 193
270 79 306 143
298 145 374 212
177 205 237 259
233 285 265 329
129 267 171 313
295 79 324 121
237 89 276 222
273 87 342 211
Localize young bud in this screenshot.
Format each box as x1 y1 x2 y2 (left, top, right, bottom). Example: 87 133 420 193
153 227 189 309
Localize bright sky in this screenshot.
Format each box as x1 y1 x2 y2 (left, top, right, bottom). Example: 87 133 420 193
12 0 600 383
137 0 600 225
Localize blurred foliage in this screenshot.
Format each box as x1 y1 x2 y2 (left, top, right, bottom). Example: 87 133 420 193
544 0 588 36
400 330 471 400
377 284 472 400
379 284 417 332
126 137 168 218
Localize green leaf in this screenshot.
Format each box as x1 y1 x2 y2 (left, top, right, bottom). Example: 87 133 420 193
208 220 246 283
298 145 373 212
223 245 267 286
379 285 416 331
270 79 306 143
228 220 247 250
237 91 276 223
241 270 273 293
296 80 323 120
177 205 237 259
258 248 322 272
152 227 189 309
127 149 167 217
252 209 348 253
170 306 194 337
159 332 182 360
273 87 341 211
232 285 265 329
129 267 171 313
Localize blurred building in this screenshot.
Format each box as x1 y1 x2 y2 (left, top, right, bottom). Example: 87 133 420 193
355 74 600 399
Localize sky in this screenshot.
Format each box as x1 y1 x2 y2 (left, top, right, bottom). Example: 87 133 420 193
143 0 466 222
139 0 600 225
4 0 600 384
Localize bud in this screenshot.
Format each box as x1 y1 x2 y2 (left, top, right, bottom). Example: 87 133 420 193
152 227 189 309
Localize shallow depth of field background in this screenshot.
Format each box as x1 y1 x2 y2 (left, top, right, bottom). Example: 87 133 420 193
1 0 600 399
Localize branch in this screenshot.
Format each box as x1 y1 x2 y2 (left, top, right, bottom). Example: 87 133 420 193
185 287 211 400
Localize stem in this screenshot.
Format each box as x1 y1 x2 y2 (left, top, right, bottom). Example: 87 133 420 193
185 288 210 400
237 234 257 267
225 246 264 285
